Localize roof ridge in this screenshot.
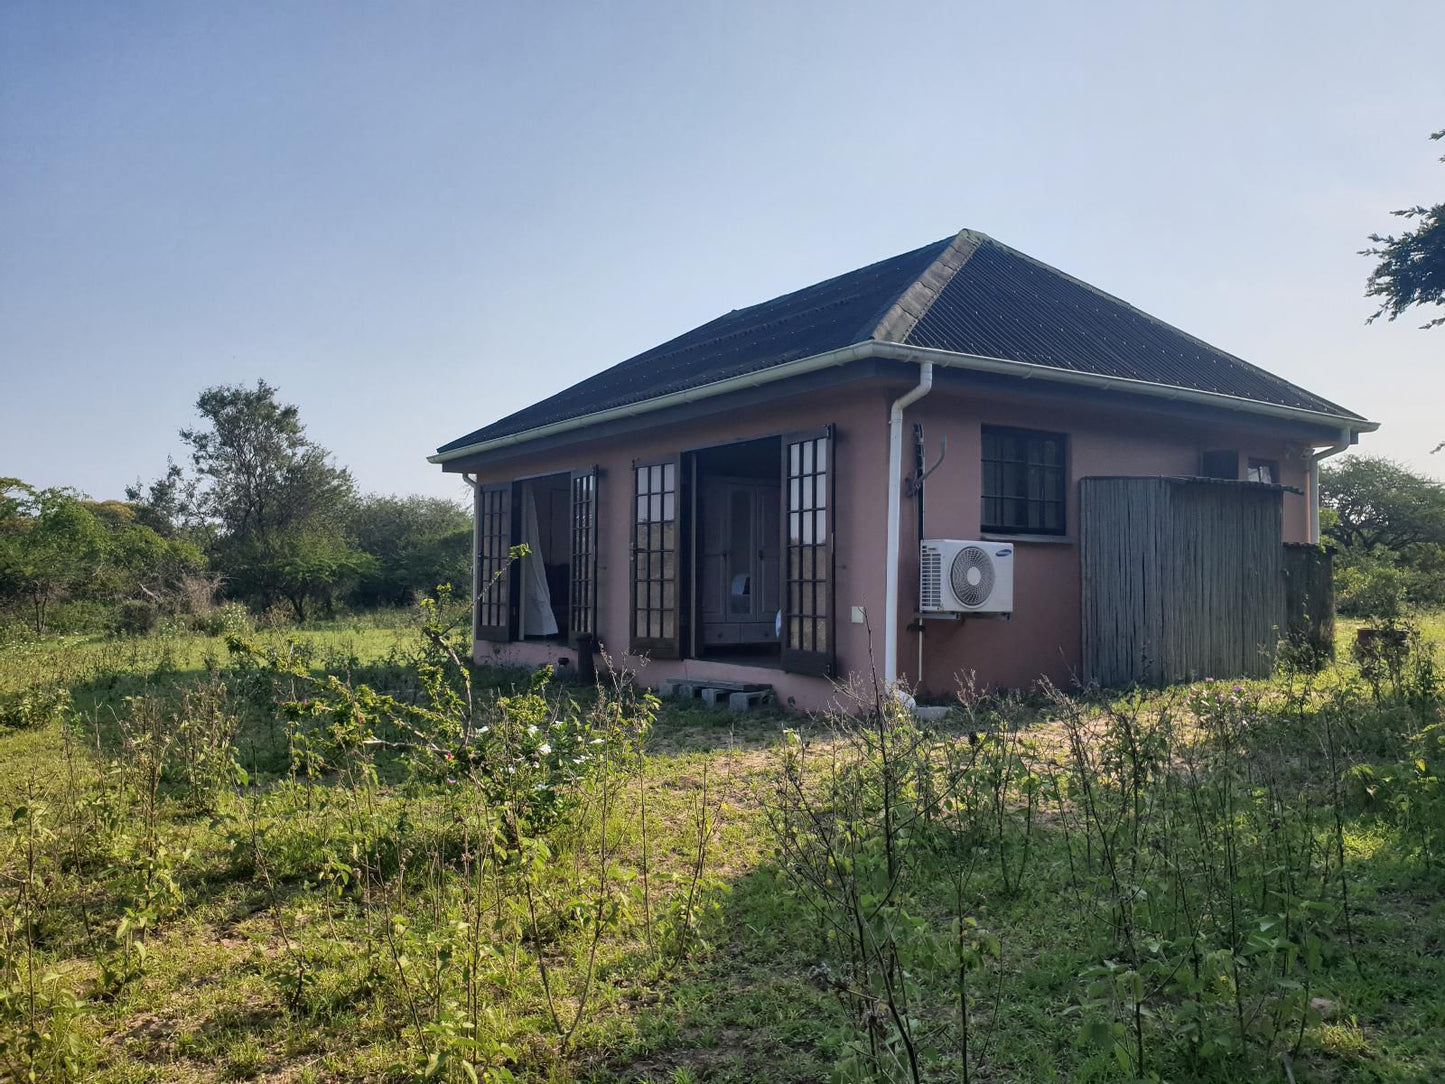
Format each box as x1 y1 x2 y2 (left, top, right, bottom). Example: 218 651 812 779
969 236 1361 418
869 228 988 343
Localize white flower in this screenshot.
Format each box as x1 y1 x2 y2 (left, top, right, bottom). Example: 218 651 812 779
538 742 552 755
527 725 539 736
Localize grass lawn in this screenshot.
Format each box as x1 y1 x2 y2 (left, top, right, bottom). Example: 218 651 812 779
1 612 1443 1083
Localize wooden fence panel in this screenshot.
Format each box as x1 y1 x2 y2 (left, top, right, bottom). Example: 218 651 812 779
1081 477 1288 686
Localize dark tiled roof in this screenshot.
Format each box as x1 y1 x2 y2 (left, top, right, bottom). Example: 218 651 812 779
436 238 951 454
438 230 1364 454
902 240 1360 418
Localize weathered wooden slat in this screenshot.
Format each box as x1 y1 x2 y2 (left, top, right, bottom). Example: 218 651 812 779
1081 477 1289 686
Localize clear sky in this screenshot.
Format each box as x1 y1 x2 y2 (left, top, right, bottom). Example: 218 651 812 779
2 1 1441 504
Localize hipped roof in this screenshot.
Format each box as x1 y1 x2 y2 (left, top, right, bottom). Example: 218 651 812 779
437 229 1368 457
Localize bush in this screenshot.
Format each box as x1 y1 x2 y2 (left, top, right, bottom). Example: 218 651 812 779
1336 557 1405 618
192 602 252 638
38 600 113 635
112 599 158 636
256 601 296 631
0 684 70 731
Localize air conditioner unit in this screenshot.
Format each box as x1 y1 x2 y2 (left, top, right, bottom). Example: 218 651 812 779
920 539 1014 615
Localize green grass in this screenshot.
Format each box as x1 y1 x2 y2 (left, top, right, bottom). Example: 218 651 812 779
1 612 1443 1082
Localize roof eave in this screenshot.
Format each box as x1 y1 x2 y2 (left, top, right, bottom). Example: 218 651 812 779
428 341 1376 465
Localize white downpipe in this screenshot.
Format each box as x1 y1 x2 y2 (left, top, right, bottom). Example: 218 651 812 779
1308 434 1351 544
884 362 934 690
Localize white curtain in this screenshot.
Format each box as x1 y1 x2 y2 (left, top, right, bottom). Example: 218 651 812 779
520 484 559 636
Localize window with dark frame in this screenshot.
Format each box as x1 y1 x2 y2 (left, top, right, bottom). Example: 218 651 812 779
632 461 677 645
1246 458 1278 484
980 426 1066 535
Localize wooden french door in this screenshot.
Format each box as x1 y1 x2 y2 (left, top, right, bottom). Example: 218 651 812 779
630 458 682 659
568 467 599 646
781 426 834 676
474 482 513 641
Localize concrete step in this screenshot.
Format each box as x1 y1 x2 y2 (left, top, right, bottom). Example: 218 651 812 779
658 679 776 711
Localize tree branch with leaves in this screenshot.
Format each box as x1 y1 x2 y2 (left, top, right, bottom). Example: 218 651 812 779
1363 128 1445 331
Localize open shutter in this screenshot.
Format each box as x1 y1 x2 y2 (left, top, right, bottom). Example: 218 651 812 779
781 426 835 676
630 459 681 659
474 482 513 642
569 467 599 647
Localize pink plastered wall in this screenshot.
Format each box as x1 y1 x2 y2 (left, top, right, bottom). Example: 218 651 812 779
449 375 1319 711
452 382 894 711
894 384 1313 698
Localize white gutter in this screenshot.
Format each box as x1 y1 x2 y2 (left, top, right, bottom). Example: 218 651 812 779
1307 433 1351 544
884 363 933 690
429 341 1376 464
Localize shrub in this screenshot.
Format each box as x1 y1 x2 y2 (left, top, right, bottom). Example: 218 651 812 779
192 602 252 638
112 599 158 636
1336 558 1404 618
0 683 70 731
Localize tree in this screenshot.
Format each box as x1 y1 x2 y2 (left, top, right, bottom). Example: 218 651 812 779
125 458 203 538
254 525 377 621
0 480 109 633
181 381 354 542
174 380 358 610
1321 455 1445 614
344 494 471 608
92 503 206 607
1320 455 1445 551
0 480 208 632
1362 129 1445 331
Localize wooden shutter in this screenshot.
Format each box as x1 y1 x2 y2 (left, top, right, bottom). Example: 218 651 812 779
781 426 835 676
475 482 513 641
630 459 681 659
569 467 599 646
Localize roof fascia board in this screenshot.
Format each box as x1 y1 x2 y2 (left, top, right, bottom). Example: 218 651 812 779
438 360 891 473
892 343 1377 434
429 341 1376 464
917 364 1356 444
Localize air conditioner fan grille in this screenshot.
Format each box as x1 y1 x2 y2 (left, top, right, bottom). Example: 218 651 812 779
949 546 995 608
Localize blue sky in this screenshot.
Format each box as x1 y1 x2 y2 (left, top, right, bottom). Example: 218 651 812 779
2 1 1441 503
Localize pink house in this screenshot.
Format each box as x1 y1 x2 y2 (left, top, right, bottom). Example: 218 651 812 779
430 230 1373 709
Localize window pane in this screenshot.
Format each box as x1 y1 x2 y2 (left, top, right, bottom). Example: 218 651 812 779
982 426 1066 534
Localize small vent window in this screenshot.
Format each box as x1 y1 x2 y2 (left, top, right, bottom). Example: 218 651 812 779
981 426 1066 535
